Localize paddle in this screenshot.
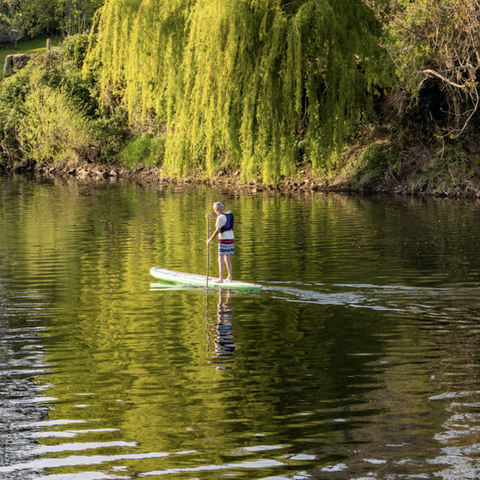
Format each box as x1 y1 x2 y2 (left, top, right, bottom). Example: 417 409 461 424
206 217 210 288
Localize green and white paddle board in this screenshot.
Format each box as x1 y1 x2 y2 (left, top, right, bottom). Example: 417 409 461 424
150 267 262 290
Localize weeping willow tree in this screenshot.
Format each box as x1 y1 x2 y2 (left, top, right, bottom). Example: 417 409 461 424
87 0 391 182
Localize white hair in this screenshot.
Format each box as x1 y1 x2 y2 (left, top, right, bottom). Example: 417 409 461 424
213 202 224 210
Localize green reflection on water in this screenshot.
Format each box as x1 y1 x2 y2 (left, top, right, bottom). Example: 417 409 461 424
2 176 480 478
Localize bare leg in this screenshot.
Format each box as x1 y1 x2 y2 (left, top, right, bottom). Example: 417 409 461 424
225 255 233 282
218 255 224 283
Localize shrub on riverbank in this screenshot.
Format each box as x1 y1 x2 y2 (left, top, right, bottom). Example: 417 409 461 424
0 36 133 165
0 51 94 162
18 84 92 162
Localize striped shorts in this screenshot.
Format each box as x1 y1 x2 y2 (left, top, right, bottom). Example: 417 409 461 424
219 239 235 256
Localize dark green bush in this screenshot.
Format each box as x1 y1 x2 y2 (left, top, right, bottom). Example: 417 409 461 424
62 69 99 117
90 109 131 161
61 33 95 69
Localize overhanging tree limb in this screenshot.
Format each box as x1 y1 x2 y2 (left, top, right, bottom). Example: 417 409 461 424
365 0 480 137
421 69 466 90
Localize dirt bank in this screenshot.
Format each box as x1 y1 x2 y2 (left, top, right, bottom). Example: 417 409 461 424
2 160 354 196
3 156 480 199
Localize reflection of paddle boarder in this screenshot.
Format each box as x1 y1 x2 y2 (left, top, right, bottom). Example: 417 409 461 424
205 202 234 283
211 289 235 368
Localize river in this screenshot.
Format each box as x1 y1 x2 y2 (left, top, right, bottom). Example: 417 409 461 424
1 175 480 479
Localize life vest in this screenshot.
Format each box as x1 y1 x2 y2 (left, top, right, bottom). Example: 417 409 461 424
220 212 234 233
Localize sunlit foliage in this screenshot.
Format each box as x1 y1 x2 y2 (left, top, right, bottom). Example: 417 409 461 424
18 83 92 162
88 0 391 182
0 50 99 163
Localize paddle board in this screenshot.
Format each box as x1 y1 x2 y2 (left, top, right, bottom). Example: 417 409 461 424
150 267 262 290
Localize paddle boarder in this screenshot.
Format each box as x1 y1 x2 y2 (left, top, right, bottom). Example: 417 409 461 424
206 202 234 283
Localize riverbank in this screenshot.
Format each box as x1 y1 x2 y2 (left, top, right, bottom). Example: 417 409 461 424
3 139 480 199
2 36 479 200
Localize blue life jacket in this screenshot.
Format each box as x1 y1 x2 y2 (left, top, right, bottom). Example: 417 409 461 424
220 212 234 233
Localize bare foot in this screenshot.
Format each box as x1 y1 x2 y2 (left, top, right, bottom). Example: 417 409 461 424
215 279 224 284
225 278 232 283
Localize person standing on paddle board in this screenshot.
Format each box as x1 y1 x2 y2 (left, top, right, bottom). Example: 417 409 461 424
206 202 234 283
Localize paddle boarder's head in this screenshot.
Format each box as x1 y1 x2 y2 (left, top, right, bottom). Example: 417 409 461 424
213 202 225 214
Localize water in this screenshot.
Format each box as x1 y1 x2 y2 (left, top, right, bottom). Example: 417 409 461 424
1 176 480 479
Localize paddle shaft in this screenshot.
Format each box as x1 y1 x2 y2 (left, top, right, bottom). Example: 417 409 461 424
206 218 209 288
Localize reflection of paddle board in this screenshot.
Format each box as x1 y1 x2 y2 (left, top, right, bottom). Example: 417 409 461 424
150 267 262 290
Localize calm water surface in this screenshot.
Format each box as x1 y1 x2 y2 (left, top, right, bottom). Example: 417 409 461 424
1 176 480 480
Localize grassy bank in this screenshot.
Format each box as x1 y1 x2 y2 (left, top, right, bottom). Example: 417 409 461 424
0 37 60 69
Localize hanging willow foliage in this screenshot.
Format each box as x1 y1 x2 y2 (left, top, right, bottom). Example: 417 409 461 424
87 0 392 182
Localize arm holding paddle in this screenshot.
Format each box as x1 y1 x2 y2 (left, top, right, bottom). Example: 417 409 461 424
205 216 221 245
